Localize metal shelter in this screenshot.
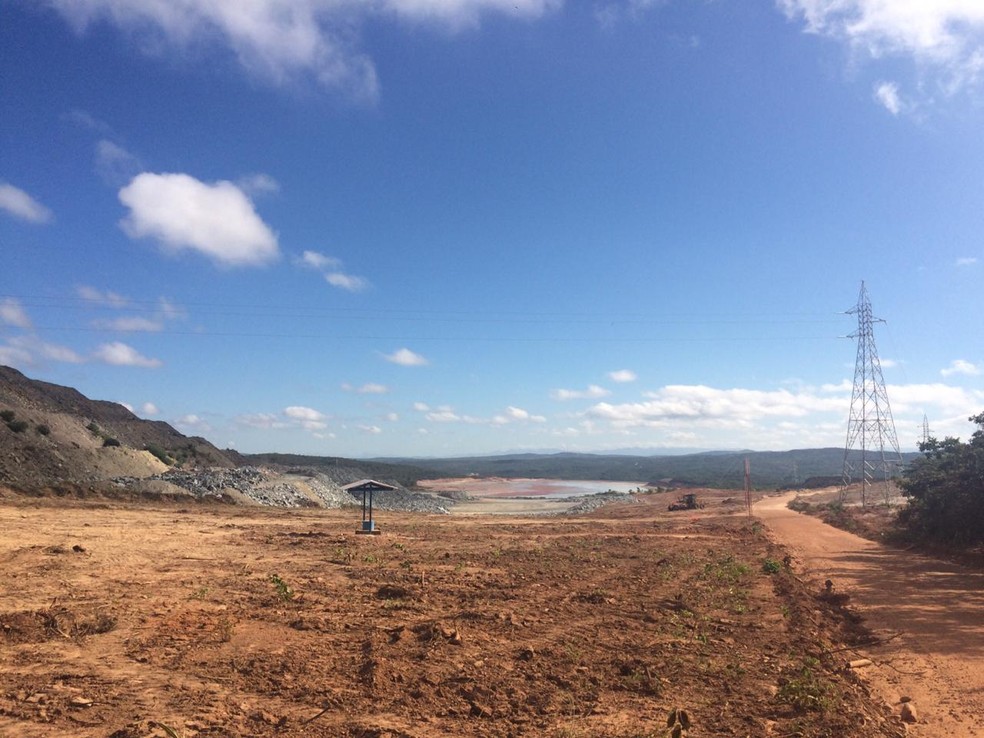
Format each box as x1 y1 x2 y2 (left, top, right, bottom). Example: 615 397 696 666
343 479 397 535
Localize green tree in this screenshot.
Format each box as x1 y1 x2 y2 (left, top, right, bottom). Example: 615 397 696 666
897 412 984 545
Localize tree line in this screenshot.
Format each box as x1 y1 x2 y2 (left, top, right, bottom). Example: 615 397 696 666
898 412 984 545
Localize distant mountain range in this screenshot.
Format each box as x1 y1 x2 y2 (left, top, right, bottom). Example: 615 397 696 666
1 365 919 493
381 447 920 490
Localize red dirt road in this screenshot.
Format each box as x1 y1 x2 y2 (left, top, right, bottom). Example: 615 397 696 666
755 492 984 737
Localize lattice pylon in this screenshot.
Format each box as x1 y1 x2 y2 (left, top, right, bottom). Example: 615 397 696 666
842 281 903 507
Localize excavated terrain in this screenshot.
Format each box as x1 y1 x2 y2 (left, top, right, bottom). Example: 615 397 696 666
0 491 906 738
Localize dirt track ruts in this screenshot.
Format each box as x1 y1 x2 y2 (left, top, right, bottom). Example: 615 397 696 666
755 492 984 737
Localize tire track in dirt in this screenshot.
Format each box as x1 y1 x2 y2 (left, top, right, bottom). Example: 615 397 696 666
755 492 984 738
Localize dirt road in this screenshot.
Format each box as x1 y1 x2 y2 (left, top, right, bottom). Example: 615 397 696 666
755 492 984 737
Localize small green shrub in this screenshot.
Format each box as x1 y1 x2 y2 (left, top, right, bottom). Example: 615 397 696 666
6 420 29 433
102 437 121 447
86 421 100 434
269 573 295 602
776 660 833 713
35 423 50 436
0 409 15 422
145 444 173 465
761 558 782 575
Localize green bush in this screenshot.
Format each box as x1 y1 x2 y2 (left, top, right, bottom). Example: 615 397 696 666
0 409 15 422
35 424 50 436
145 444 173 465
897 412 984 545
102 437 121 448
6 420 29 433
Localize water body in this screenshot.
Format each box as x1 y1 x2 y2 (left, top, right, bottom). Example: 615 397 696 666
419 477 645 499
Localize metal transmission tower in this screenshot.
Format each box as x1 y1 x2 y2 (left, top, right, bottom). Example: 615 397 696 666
842 282 903 507
921 414 933 445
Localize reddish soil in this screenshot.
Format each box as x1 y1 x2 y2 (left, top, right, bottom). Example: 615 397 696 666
1 489 908 737
756 492 984 738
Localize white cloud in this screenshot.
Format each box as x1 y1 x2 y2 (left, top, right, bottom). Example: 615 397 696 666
956 256 978 266
46 1 560 102
284 405 326 422
237 173 280 196
95 139 142 185
0 344 33 367
141 402 159 416
506 405 546 422
49 0 380 100
385 412 399 422
157 297 186 321
341 382 390 394
119 172 280 267
299 250 340 270
780 1 984 100
593 0 663 30
384 347 429 366
888 382 984 416
4 335 85 365
82 290 184 333
413 401 430 412
551 384 611 401
426 407 466 423
325 272 369 292
359 424 382 434
608 369 637 383
298 250 369 291
92 341 163 368
941 359 981 377
0 182 53 224
236 412 287 429
175 414 211 433
0 298 33 330
383 0 560 26
77 285 130 308
65 108 114 135
284 405 329 430
93 316 164 332
873 81 902 114
589 384 846 427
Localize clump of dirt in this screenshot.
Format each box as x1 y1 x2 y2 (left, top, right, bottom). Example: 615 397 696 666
0 496 905 737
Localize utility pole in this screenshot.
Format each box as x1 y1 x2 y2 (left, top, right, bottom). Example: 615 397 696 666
842 281 902 508
921 414 933 446
744 457 752 518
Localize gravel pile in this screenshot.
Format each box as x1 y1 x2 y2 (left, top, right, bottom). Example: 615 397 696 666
151 467 266 495
112 467 452 513
561 491 638 516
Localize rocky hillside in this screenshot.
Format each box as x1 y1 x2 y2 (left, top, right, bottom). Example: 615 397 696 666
0 365 233 490
0 366 450 513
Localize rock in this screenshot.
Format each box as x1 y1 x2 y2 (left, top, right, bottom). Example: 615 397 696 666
69 696 93 708
469 701 492 717
900 702 918 723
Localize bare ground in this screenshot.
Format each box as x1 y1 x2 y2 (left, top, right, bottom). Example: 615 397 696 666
1 489 911 737
755 492 984 738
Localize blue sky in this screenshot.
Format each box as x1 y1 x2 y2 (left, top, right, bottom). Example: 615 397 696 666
2 0 983 458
